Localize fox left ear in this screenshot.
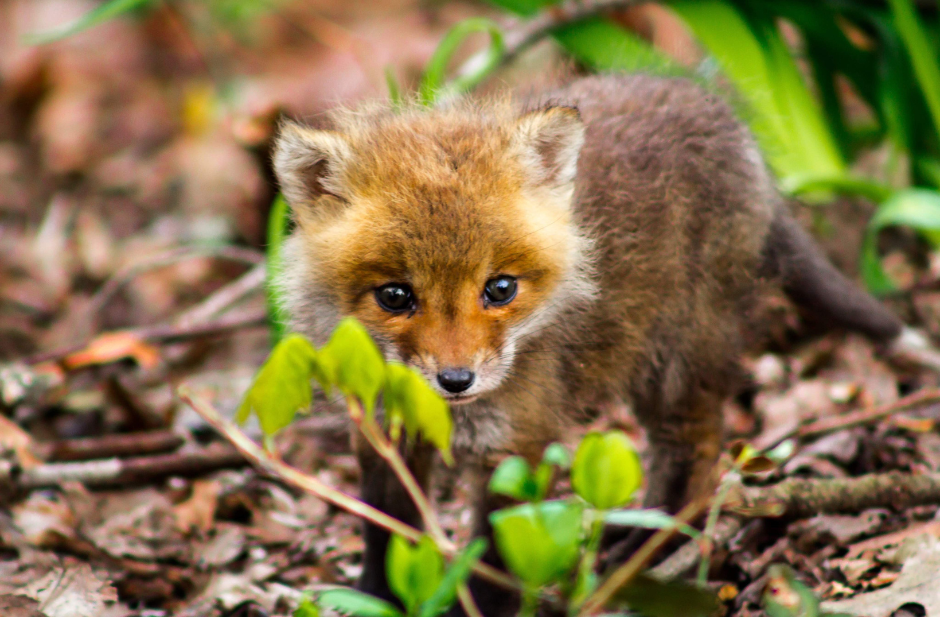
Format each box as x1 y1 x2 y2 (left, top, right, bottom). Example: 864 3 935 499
512 106 585 187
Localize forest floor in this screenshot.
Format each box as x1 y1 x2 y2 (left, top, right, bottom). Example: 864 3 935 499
4 2 940 616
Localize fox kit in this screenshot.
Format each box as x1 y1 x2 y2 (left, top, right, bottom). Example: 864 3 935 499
273 74 926 613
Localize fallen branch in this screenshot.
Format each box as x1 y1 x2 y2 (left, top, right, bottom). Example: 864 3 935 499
34 430 184 462
724 471 940 519
0 441 245 489
178 387 520 595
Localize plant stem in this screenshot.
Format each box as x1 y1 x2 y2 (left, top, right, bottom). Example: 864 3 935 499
353 401 450 547
696 476 735 585
577 497 708 616
570 513 604 615
456 584 484 617
519 588 539 617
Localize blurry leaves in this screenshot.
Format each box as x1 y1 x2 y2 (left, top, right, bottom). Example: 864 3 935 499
236 334 317 436
671 0 844 182
861 188 940 293
387 535 445 615
571 431 642 510
318 588 405 617
613 574 719 617
384 363 453 464
888 0 940 139
488 443 569 502
320 318 385 415
603 509 701 539
265 194 291 345
490 500 583 587
418 539 487 617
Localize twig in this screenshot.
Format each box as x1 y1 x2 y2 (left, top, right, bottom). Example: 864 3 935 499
456 0 645 78
0 441 245 489
578 496 709 616
34 430 184 462
173 263 266 327
755 387 940 452
723 471 940 519
85 245 263 325
178 388 519 594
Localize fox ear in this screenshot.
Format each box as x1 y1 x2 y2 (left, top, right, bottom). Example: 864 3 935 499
512 106 584 187
273 121 353 206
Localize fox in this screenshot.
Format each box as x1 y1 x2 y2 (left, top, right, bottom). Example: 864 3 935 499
271 73 937 615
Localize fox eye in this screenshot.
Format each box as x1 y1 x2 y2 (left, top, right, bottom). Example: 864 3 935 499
484 276 517 306
375 283 415 313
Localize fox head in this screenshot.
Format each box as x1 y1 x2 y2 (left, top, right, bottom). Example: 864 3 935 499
272 100 596 404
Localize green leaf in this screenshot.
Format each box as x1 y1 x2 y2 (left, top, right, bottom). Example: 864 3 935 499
612 573 719 617
571 431 642 510
484 0 555 18
387 535 445 615
889 0 940 139
320 318 386 414
541 443 570 469
552 17 674 74
419 18 505 106
488 456 538 501
266 193 291 345
294 598 320 617
237 334 318 436
603 509 700 539
779 173 892 203
762 565 821 617
25 0 154 44
489 500 583 588
318 589 405 617
419 538 488 617
861 188 940 293
384 363 453 464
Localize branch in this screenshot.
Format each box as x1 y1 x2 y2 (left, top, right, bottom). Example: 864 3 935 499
649 516 743 580
724 471 940 519
0 441 245 489
34 430 184 462
456 0 646 78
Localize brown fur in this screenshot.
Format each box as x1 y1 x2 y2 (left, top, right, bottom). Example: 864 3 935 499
272 74 904 614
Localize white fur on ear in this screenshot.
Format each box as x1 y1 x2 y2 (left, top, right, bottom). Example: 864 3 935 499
512 106 585 187
273 121 353 206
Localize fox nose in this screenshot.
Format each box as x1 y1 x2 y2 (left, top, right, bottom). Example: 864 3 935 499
437 368 475 393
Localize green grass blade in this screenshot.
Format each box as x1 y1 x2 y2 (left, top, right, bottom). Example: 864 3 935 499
888 0 940 138
265 194 291 345
419 18 505 106
552 17 674 74
25 0 155 44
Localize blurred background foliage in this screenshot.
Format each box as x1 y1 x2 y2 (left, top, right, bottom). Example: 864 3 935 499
20 0 940 298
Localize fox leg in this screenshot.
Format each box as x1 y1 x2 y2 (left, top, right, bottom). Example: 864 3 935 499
605 382 724 566
447 461 520 617
356 437 434 603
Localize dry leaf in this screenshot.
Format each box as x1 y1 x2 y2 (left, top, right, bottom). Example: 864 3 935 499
173 479 221 534
20 563 117 617
63 331 160 370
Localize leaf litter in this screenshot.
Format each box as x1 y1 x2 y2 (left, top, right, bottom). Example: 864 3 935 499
3 2 940 616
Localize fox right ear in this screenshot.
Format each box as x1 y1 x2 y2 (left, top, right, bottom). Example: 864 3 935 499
273 121 353 206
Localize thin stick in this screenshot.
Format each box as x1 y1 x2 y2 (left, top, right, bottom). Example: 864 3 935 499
755 387 940 452
456 0 645 78
577 497 708 616
173 263 266 327
178 388 518 593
